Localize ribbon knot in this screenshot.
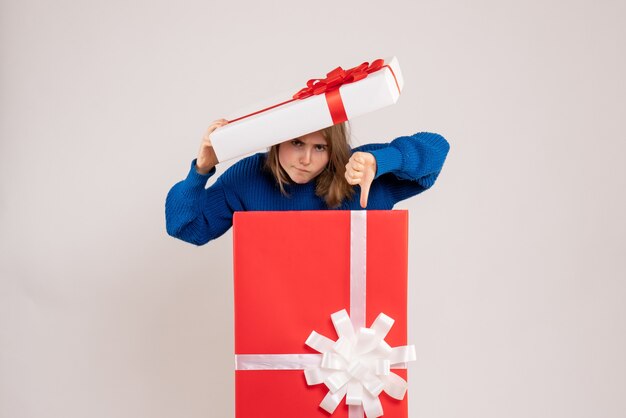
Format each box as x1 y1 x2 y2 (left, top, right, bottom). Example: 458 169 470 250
293 59 386 100
304 309 416 418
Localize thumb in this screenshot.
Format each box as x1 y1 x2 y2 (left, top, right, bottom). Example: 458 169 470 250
359 178 372 208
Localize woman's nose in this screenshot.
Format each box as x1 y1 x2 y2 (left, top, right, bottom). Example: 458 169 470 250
300 148 312 165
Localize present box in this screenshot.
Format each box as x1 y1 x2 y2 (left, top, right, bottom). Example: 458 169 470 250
233 211 414 418
212 57 404 162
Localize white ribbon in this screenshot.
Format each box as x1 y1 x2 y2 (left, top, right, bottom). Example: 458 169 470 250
234 211 416 418
350 211 368 329
304 309 416 418
236 354 322 370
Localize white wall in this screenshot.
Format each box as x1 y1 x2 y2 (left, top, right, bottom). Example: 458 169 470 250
1 0 625 417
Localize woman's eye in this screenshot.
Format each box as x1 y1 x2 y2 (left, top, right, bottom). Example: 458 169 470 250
291 140 303 147
315 145 327 152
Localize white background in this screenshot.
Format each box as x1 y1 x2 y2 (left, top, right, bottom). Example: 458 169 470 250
1 0 625 417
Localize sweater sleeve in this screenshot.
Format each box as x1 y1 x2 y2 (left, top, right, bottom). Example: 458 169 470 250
165 159 239 246
359 132 450 204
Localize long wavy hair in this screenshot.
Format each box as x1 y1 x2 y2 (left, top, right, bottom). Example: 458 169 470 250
264 122 354 208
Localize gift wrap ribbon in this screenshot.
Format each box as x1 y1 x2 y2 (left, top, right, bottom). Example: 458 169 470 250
228 59 401 126
234 211 416 418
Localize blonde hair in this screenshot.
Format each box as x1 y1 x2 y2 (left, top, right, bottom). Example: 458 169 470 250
265 122 354 208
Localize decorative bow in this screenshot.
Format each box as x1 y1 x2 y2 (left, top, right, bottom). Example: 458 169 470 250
304 309 416 418
293 59 386 100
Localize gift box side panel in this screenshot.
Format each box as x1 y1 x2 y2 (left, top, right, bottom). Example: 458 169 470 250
386 56 404 91
365 211 410 418
212 96 333 162
341 71 401 120
235 370 347 418
235 370 408 418
365 210 408 347
233 211 352 354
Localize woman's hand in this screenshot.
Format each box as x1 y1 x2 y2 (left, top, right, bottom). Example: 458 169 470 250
345 151 377 208
196 118 228 174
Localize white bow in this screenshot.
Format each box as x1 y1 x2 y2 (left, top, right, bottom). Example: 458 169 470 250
304 309 416 418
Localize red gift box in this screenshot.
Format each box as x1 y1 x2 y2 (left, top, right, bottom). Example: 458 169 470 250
233 211 413 418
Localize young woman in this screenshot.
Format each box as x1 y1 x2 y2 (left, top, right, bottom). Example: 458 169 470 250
166 119 450 245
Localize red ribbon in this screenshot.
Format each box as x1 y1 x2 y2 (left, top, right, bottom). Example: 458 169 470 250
227 58 399 125
292 59 386 124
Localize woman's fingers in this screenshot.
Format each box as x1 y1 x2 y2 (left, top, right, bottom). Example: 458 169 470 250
350 161 365 171
203 119 229 143
349 170 364 180
207 123 224 134
196 119 228 172
209 118 229 129
345 165 363 184
346 176 361 185
345 174 357 184
344 152 376 208
345 155 367 184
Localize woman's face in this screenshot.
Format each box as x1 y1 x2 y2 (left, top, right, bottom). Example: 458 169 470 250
278 131 330 184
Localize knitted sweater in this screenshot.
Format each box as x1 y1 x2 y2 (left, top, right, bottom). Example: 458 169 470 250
166 132 450 245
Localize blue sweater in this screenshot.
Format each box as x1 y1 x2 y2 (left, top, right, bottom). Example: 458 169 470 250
166 132 450 245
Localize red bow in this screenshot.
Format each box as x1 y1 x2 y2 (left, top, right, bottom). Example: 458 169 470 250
293 59 385 100
226 58 391 126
